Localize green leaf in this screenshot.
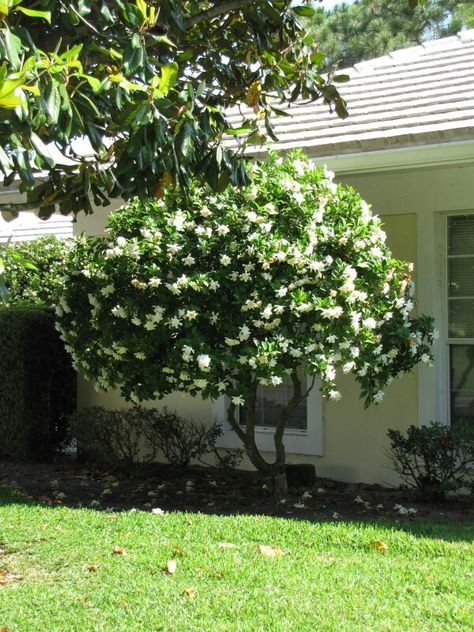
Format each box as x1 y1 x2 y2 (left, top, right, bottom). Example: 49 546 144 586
225 127 252 136
175 119 195 161
334 74 350 83
11 252 38 271
0 277 9 305
292 6 315 17
44 80 61 123
158 62 179 95
14 7 51 23
3 28 22 70
30 132 56 168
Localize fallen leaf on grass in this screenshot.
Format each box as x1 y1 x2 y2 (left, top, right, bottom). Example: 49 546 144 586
183 587 196 598
0 626 10 631
368 540 388 552
256 544 286 558
113 546 126 555
173 545 188 556
0 569 20 585
166 559 177 574
218 542 237 550
82 564 99 573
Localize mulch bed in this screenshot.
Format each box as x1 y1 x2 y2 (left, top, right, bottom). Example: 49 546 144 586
1 458 472 524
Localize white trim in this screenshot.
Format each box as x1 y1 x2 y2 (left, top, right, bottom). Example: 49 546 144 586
213 376 323 456
307 140 474 176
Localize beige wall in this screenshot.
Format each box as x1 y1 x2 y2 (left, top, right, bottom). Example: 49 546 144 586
75 163 474 485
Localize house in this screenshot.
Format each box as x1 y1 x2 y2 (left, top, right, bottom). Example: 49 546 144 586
8 31 474 485
0 184 73 243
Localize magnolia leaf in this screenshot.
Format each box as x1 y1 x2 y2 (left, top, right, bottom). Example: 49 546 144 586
158 62 179 95
14 7 51 23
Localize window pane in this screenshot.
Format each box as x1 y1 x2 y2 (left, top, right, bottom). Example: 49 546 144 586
448 257 474 297
240 382 307 430
448 215 474 256
448 299 474 338
450 345 474 423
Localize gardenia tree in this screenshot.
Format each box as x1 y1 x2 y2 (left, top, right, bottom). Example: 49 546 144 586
55 152 435 494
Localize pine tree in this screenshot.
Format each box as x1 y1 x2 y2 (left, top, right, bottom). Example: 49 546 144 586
309 0 473 68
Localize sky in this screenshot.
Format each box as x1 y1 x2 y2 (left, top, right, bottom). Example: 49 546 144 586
318 0 355 8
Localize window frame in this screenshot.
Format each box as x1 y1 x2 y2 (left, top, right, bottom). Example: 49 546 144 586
444 212 474 425
213 376 323 456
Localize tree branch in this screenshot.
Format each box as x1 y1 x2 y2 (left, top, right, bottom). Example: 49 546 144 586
186 0 259 28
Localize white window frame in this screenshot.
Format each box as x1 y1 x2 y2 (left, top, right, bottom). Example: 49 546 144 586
442 212 474 425
213 376 323 456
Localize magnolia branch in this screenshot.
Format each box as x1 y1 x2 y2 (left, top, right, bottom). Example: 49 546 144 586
186 0 260 27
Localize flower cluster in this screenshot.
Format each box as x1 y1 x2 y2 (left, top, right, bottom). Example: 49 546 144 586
55 151 435 405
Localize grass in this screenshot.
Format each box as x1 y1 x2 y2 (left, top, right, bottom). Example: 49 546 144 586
0 485 473 632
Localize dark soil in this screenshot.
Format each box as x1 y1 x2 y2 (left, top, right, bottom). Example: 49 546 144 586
1 458 473 524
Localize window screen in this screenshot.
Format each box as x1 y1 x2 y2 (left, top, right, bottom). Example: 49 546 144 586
448 215 474 423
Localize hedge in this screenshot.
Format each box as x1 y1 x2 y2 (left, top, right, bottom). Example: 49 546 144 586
0 307 76 460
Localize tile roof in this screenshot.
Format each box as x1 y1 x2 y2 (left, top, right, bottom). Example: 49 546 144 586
227 30 474 158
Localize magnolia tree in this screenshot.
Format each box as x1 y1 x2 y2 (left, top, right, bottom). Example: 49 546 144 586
55 152 435 493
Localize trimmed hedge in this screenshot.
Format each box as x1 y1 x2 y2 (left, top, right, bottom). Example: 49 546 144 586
0 307 76 460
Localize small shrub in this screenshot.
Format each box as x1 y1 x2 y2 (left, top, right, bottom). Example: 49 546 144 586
69 406 224 469
0 236 72 307
387 421 474 500
68 406 159 467
0 306 76 460
144 408 222 468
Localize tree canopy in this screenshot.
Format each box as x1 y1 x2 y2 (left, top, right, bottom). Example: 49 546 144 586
55 152 435 491
309 0 473 68
0 0 351 219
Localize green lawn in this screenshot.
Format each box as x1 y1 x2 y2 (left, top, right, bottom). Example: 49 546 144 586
0 485 473 632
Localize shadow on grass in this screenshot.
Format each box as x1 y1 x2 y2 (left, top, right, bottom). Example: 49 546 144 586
1 483 473 545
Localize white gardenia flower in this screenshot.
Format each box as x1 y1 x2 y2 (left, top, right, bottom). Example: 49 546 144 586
183 254 195 266
342 362 355 374
149 277 161 288
111 305 127 318
100 284 115 297
239 325 250 341
140 228 152 239
200 206 212 217
216 224 230 236
182 345 194 361
169 316 182 328
232 395 245 406
131 316 141 326
276 286 287 298
184 310 198 321
116 236 127 247
134 352 146 360
217 381 227 392
362 317 377 329
270 376 283 386
194 379 208 389
197 354 211 371
173 211 186 231
328 390 342 401
421 353 431 363
373 391 384 403
247 211 258 222
221 254 231 266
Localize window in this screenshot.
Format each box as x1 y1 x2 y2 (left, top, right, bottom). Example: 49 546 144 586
214 375 323 456
447 215 474 424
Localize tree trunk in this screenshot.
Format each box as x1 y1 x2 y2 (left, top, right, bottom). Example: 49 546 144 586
225 373 313 497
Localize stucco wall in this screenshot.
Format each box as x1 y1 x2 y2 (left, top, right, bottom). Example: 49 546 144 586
74 163 474 485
